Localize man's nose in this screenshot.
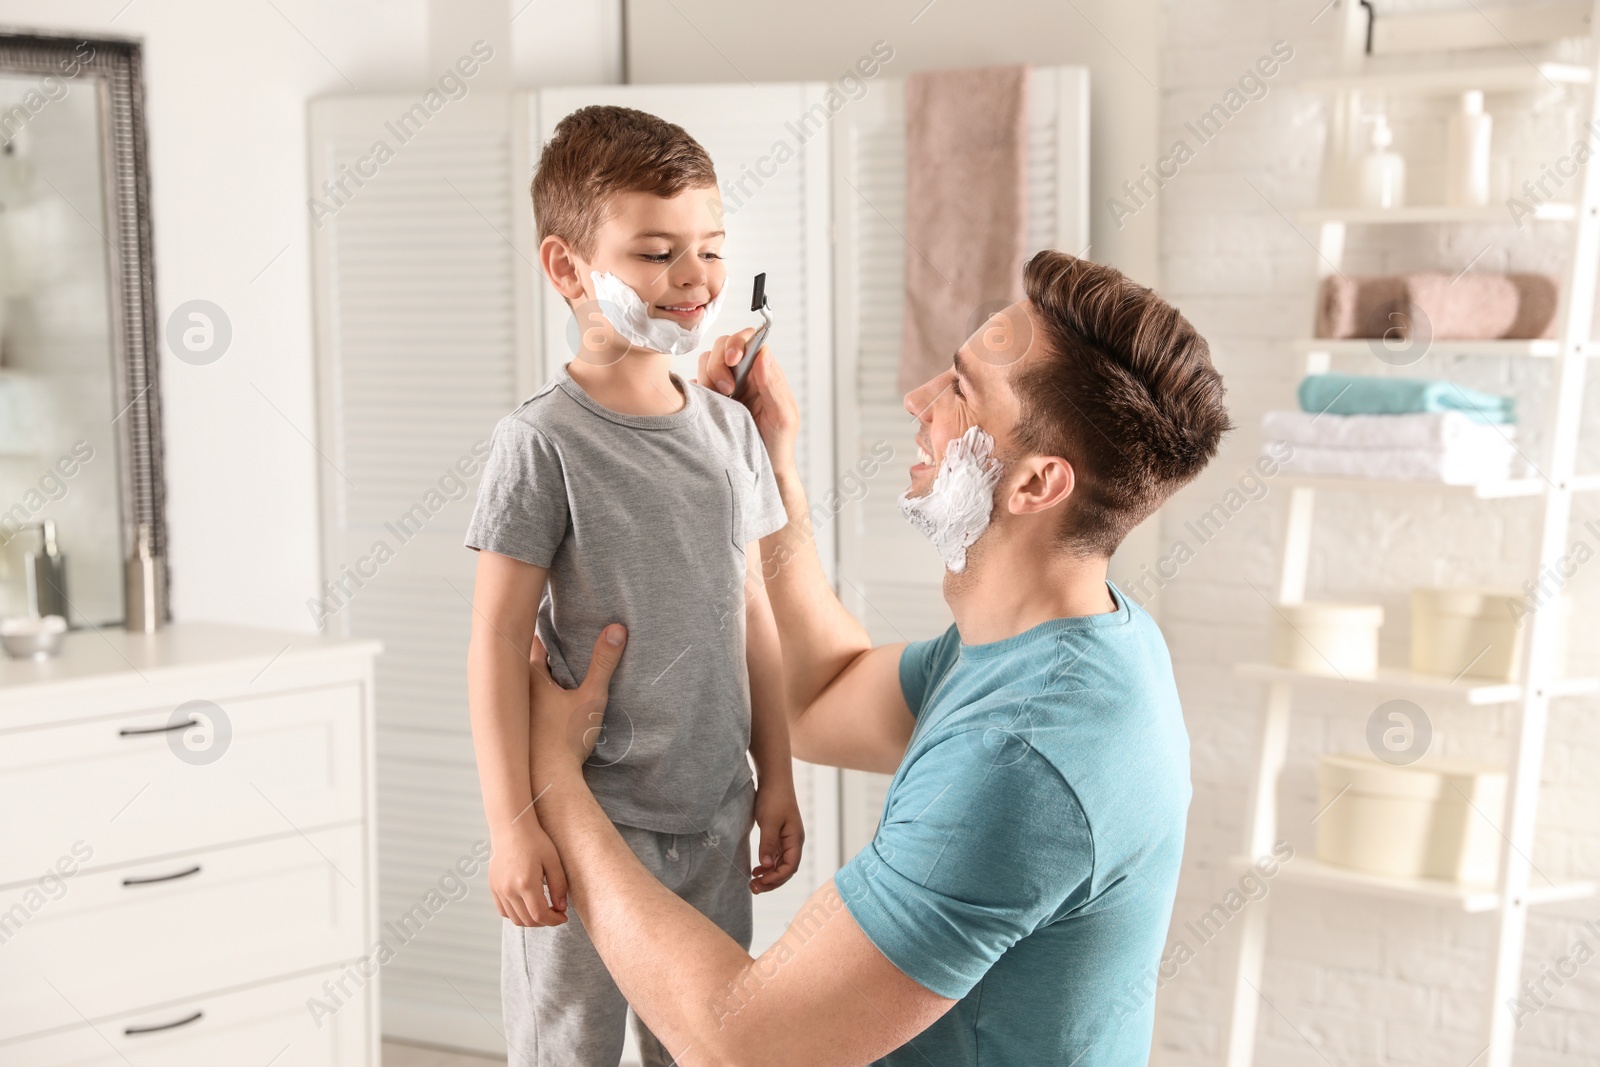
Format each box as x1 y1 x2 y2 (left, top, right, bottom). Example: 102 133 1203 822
904 375 944 421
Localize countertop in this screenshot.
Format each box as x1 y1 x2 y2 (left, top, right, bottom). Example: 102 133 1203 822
0 621 383 695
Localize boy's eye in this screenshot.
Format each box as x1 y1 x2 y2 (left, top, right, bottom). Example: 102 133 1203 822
640 252 671 263
700 251 723 261
952 377 964 398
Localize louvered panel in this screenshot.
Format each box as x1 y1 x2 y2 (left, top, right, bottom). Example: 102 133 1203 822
311 93 529 1056
833 68 1091 856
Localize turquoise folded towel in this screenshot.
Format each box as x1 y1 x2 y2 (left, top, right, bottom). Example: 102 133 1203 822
1297 373 1514 424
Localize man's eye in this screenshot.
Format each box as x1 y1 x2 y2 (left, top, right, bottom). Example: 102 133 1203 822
952 378 964 398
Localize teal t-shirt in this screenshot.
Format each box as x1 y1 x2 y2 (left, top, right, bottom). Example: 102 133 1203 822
835 582 1191 1066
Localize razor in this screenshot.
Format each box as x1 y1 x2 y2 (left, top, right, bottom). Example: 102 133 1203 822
731 272 771 401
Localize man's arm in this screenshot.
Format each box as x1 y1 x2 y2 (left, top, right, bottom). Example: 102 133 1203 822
466 549 568 926
699 336 915 773
528 631 955 1067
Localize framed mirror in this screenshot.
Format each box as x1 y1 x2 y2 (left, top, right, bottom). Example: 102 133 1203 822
0 32 165 628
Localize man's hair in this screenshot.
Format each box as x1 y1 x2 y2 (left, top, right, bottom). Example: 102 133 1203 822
1012 250 1232 557
531 106 717 259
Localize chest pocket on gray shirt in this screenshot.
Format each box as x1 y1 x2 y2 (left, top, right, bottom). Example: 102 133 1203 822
725 467 745 553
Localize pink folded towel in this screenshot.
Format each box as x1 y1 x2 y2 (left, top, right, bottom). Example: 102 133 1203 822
899 65 1030 396
1317 273 1559 340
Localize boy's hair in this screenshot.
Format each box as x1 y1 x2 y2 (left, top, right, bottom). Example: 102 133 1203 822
1012 250 1232 557
531 105 718 259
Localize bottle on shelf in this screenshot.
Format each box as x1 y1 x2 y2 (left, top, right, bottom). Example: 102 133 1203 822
1445 90 1493 208
1359 112 1407 210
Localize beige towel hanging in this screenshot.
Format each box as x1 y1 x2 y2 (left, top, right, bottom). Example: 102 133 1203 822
899 65 1030 397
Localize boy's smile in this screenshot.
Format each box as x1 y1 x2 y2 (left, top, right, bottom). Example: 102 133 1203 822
580 186 727 334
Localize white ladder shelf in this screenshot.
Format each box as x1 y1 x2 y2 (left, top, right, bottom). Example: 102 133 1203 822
1224 3 1600 1066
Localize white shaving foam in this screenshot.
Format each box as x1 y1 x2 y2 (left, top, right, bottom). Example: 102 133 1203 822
588 270 725 358
897 425 1003 573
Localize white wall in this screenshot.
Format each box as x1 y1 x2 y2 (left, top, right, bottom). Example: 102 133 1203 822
0 0 617 633
1150 1 1600 1064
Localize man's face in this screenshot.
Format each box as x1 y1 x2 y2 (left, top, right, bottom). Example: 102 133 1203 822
902 299 1037 498
572 186 727 338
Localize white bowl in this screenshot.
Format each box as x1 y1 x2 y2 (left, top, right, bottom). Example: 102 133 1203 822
0 614 67 660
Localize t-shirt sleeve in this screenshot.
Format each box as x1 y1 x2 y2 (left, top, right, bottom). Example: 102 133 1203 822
463 416 568 568
743 412 788 542
897 626 960 717
835 739 1091 1000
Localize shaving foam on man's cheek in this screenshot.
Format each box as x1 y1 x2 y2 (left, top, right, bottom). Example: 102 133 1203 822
589 270 724 358
897 426 1004 573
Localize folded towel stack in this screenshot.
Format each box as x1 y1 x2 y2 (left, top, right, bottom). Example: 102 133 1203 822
1264 374 1519 485
1298 372 1514 424
1317 273 1559 341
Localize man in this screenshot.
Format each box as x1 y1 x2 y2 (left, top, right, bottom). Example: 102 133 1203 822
520 251 1231 1065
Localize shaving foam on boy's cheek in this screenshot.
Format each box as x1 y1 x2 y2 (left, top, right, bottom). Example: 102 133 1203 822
589 270 724 358
897 425 1004 573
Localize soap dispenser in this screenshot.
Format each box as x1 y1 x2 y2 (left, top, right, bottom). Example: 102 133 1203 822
1446 90 1493 207
1359 113 1406 210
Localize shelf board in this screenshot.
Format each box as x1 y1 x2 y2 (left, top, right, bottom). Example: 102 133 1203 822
1232 661 1600 705
1301 63 1592 96
1275 474 1545 499
1229 856 1596 914
1291 337 1565 359
1298 203 1576 225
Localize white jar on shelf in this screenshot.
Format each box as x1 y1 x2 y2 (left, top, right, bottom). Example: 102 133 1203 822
1445 90 1493 207
1358 113 1406 210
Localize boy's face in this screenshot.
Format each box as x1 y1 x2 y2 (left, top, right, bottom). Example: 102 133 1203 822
545 185 727 356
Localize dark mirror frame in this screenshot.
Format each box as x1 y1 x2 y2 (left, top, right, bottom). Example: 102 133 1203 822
0 31 167 622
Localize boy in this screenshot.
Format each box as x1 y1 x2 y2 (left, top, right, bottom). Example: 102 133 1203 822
464 106 803 1067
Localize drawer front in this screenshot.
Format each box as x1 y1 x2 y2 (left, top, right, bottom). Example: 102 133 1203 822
0 825 368 1042
1 683 365 887
0 963 373 1066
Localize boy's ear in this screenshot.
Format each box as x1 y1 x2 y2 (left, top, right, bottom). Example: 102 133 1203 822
540 235 587 303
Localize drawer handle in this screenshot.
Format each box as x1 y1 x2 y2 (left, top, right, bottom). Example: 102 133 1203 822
122 864 201 887
119 717 199 737
124 1010 203 1036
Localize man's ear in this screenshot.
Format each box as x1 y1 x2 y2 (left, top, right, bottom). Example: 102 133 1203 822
540 234 587 302
1007 454 1075 516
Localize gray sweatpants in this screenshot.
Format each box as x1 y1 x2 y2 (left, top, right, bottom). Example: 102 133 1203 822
501 779 755 1067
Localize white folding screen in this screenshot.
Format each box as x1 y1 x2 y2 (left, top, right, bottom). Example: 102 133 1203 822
310 67 1087 1058
829 68 1091 856
309 92 534 1054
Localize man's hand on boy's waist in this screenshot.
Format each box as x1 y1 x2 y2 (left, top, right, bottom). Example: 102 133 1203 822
528 622 628 797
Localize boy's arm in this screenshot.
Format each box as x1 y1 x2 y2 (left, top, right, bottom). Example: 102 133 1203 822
743 543 802 892
466 549 569 926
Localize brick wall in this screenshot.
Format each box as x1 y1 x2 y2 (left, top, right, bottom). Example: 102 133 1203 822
1150 2 1600 1063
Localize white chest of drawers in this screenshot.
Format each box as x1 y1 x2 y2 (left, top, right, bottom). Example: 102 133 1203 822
0 623 382 1066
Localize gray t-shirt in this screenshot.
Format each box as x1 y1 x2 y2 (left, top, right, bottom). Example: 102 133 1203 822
465 363 788 833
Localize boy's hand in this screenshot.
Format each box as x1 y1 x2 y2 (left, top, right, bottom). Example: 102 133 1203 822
750 776 804 894
490 817 569 927
695 330 801 472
